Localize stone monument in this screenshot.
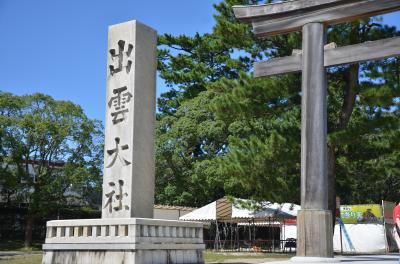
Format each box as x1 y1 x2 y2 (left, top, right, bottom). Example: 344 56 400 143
103 20 155 219
233 0 400 263
42 20 204 264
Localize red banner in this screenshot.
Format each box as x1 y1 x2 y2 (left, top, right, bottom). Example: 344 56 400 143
283 219 296 225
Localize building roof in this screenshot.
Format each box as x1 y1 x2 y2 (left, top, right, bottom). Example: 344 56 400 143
154 204 196 211
179 197 300 222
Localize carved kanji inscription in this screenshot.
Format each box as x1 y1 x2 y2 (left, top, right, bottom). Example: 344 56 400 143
109 40 133 75
106 137 131 168
108 86 133 125
103 179 129 213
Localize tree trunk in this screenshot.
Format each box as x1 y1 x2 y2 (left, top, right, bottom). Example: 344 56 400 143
24 215 34 248
327 64 359 232
339 64 359 130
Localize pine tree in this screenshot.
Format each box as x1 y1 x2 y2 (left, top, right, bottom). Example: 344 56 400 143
156 0 400 212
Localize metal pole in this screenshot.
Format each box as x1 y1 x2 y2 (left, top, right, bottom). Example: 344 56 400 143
339 219 343 254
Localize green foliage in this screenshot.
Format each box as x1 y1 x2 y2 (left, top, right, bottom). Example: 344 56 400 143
325 19 400 204
156 1 400 206
209 74 301 202
155 0 303 205
155 91 228 206
0 92 103 215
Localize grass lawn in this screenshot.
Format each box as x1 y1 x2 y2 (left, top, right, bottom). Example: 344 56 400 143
0 255 42 264
0 240 43 264
0 240 42 252
0 250 293 264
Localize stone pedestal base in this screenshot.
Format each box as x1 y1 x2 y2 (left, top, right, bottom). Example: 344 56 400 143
42 218 204 264
296 209 334 258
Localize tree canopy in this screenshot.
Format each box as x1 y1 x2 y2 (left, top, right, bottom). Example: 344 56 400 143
155 0 400 209
0 92 103 246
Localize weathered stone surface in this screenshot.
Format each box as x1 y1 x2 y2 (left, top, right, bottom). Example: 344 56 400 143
42 218 205 264
43 249 204 264
42 20 205 264
102 20 157 219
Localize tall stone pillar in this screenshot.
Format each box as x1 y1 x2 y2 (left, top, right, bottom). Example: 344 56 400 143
42 20 205 264
102 20 156 219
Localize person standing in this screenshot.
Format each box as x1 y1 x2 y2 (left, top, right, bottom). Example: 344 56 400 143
393 203 400 254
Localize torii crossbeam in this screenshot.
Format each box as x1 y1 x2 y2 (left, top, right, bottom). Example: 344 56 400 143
233 0 400 262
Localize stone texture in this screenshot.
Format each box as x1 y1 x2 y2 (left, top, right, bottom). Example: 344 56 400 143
42 218 205 264
42 20 205 264
102 20 157 219
296 210 333 258
42 249 204 264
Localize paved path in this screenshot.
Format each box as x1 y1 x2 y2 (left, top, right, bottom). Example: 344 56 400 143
208 258 289 263
262 254 400 263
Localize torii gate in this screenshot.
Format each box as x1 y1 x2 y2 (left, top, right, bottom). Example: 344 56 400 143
233 0 400 261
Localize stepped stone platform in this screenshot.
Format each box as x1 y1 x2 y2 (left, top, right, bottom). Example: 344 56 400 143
42 218 205 264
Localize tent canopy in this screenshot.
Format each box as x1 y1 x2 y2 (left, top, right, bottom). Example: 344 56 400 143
179 197 300 222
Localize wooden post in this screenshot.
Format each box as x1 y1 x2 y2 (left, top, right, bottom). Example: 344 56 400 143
232 0 400 261
301 22 328 210
295 22 334 258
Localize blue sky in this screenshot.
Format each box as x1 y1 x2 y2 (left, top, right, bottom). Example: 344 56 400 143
0 0 399 122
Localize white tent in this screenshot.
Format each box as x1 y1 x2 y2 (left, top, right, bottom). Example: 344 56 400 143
180 197 300 252
179 197 300 222
181 198 388 253
179 201 217 221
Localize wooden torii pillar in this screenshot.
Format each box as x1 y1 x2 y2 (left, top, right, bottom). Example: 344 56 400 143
233 0 400 261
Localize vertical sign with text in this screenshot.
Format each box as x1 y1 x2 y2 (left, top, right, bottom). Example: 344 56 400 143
102 21 157 219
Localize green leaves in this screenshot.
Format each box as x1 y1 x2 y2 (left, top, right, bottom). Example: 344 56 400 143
156 0 400 207
155 91 228 206
155 0 303 205
0 91 103 215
